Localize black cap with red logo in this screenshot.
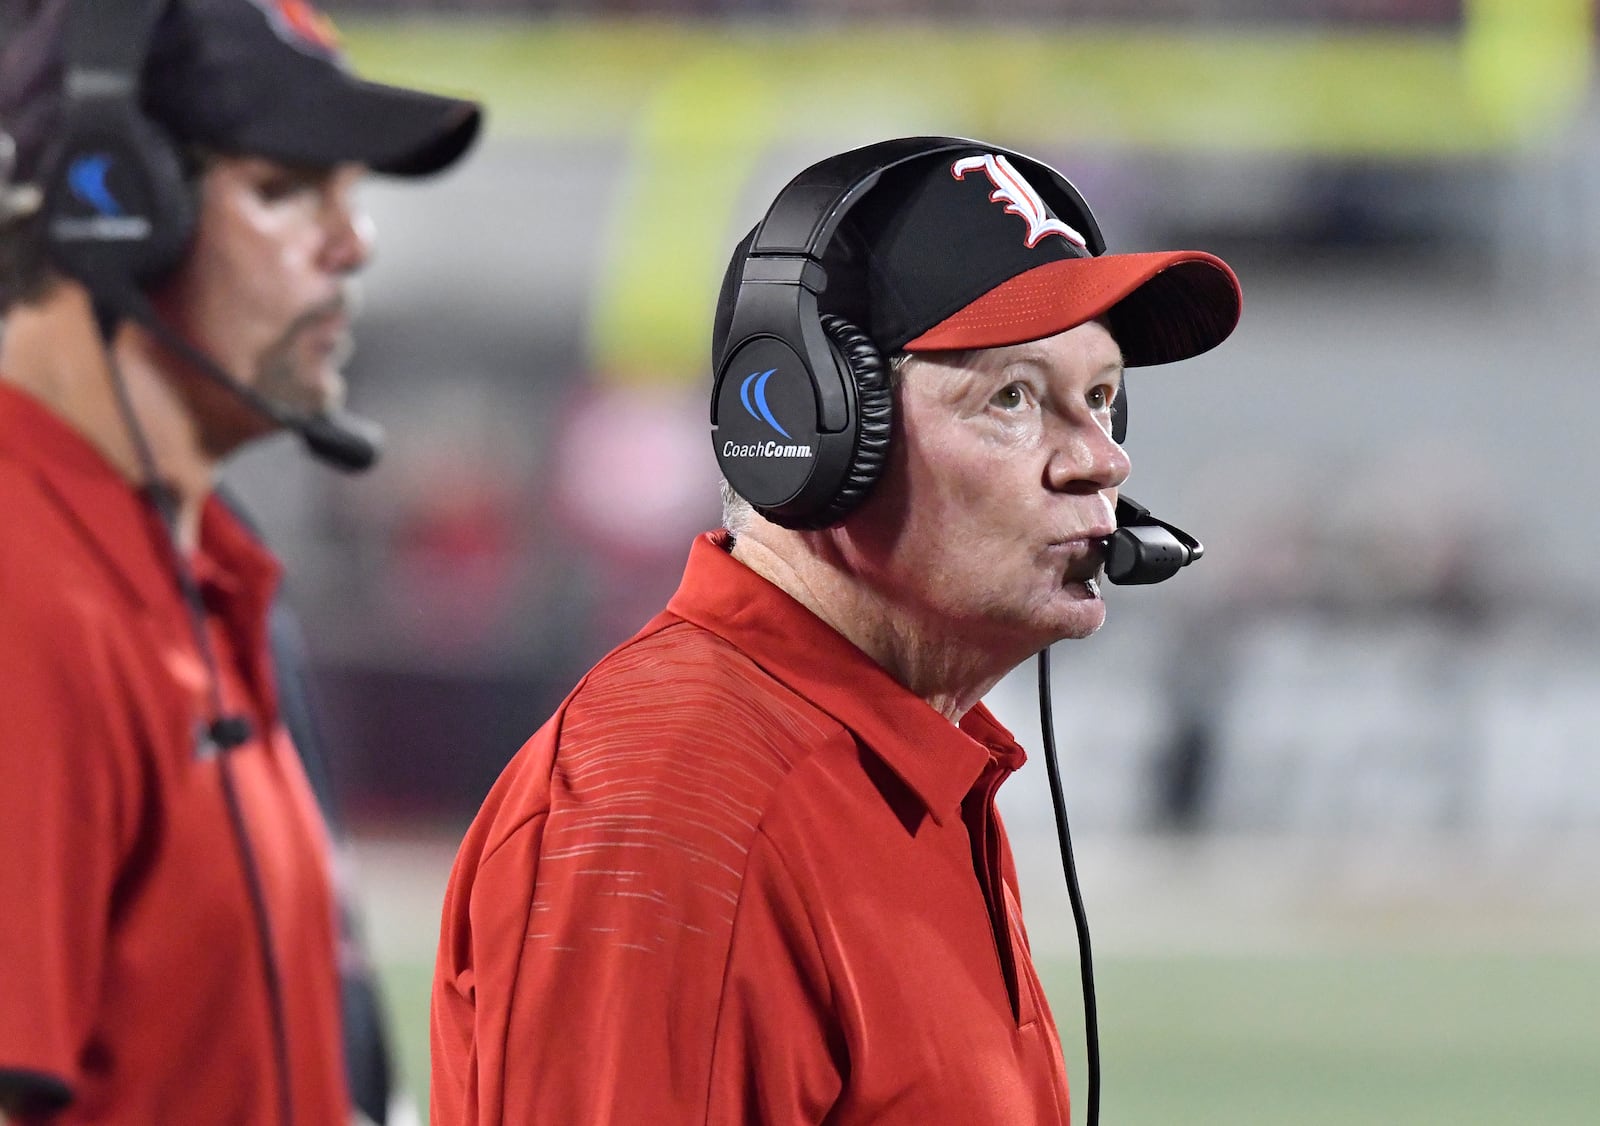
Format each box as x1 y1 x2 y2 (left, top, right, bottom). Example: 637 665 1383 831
842 150 1239 366
715 144 1240 370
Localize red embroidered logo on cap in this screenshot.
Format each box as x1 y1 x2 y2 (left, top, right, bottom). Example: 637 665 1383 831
249 0 341 54
951 154 1087 250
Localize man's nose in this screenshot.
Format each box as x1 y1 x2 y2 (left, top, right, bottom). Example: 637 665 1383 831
1044 415 1131 495
320 168 375 275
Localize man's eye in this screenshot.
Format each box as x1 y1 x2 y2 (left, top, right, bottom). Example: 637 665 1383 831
1087 385 1117 412
254 171 322 204
991 383 1028 411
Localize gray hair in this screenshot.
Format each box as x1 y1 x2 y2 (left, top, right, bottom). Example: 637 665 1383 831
719 477 755 535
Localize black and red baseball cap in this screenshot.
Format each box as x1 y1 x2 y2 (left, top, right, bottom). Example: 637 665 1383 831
0 0 480 185
716 142 1241 369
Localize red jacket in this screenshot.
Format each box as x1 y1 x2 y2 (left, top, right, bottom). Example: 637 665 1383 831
433 531 1071 1124
0 384 347 1125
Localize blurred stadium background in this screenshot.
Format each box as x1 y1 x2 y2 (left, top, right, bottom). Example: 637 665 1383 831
216 0 1600 1120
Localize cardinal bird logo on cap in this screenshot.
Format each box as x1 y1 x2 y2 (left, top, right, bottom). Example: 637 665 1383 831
249 0 342 55
951 154 1087 250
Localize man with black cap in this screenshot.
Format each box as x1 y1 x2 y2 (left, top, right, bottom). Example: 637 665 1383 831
0 1 480 1123
431 137 1240 1123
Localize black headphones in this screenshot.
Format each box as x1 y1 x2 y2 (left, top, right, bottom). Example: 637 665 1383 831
712 136 1125 531
41 0 193 298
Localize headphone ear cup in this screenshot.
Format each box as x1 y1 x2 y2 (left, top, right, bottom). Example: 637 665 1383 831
812 313 893 527
43 101 195 293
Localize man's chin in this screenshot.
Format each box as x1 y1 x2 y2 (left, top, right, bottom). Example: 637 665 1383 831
1051 583 1108 639
259 371 346 421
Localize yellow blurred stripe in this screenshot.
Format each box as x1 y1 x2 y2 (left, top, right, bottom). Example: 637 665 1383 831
344 13 1592 156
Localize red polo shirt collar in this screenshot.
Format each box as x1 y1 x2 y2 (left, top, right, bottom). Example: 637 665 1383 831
666 531 1027 825
0 382 282 640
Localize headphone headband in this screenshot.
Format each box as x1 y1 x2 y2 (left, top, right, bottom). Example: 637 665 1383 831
749 138 969 257
721 135 1110 382
746 135 1106 270
65 0 165 92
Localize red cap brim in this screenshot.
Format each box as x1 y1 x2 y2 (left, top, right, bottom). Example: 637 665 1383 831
903 250 1242 367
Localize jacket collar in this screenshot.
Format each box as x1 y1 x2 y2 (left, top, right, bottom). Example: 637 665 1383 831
0 382 282 620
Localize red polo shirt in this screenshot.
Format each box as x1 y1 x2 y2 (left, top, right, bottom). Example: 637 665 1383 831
0 384 347 1124
432 531 1071 1124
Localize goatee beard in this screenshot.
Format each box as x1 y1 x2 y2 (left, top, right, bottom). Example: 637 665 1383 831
253 298 353 416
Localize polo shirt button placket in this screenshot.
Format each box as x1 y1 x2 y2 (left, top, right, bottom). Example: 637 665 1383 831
963 756 1023 1023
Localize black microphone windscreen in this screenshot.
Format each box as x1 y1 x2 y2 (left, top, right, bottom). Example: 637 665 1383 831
298 412 384 473
1103 525 1188 586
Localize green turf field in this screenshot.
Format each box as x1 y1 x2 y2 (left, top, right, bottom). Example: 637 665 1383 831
379 948 1600 1123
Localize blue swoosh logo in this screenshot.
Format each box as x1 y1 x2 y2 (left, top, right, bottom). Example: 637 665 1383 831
67 155 123 217
739 368 792 439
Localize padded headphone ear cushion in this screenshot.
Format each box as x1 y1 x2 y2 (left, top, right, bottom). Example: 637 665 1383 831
815 313 893 526
123 113 195 285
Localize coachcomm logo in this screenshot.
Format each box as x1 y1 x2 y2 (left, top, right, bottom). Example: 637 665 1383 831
723 368 813 458
50 153 152 242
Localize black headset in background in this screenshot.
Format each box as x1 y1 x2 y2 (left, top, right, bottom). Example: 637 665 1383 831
711 135 1202 585
38 0 382 473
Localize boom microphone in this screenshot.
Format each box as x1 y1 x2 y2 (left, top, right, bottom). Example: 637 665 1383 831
1044 494 1203 1125
1101 495 1204 585
97 283 384 473
296 410 383 473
